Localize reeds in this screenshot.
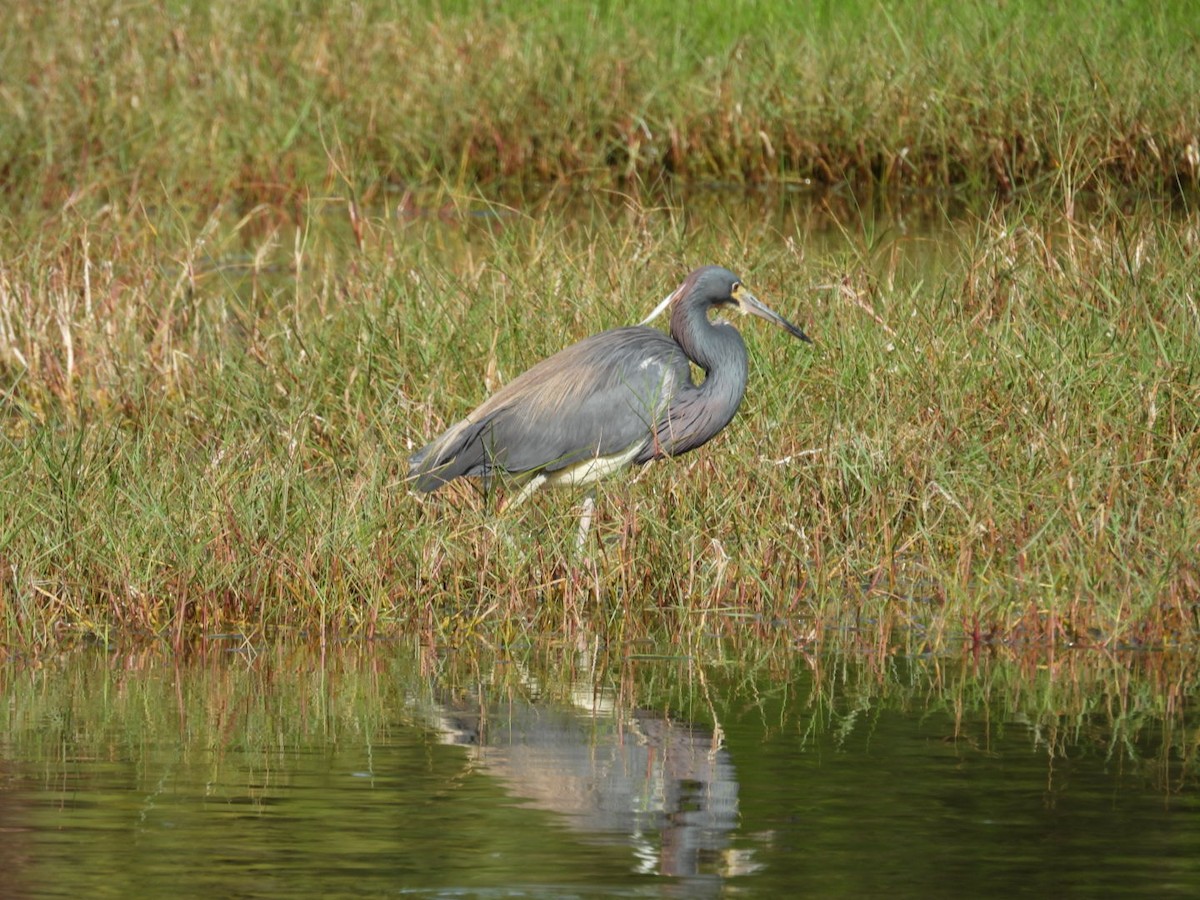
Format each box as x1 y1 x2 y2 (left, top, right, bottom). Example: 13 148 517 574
1 187 1197 653
2 0 1198 654
2 0 1197 208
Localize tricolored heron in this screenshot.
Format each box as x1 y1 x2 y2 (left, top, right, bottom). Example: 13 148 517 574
408 265 811 538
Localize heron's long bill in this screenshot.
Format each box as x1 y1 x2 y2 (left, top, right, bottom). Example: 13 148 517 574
736 288 813 343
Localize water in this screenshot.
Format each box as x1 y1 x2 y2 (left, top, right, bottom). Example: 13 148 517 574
2 643 1196 897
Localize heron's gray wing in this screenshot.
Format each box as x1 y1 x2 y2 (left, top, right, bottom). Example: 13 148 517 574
409 326 690 489
477 326 690 473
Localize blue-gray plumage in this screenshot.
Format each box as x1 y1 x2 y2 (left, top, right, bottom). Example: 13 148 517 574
409 265 811 503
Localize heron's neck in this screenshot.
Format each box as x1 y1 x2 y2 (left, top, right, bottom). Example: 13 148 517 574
671 304 748 394
656 303 749 456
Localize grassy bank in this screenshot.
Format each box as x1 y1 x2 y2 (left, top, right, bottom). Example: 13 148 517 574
2 0 1198 655
2 0 1198 207
0 187 1197 653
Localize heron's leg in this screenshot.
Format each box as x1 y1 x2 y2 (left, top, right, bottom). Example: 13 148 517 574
501 473 546 512
575 490 596 553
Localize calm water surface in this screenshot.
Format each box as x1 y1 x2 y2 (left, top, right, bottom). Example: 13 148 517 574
2 643 1196 898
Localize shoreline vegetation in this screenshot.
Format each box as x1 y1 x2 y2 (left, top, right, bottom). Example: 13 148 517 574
1 1 1198 657
2 0 1198 206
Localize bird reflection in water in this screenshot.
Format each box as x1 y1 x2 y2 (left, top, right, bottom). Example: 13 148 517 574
430 675 752 888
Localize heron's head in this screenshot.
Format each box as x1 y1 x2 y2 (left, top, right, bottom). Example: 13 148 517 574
686 266 813 343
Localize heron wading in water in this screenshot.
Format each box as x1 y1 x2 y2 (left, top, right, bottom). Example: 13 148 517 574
408 266 812 545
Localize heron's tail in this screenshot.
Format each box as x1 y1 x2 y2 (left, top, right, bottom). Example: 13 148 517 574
407 418 490 492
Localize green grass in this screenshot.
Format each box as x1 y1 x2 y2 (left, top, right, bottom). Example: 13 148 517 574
0 187 1197 653
1 0 1198 209
0 0 1198 656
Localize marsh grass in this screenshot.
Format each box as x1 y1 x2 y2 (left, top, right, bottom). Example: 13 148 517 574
0 184 1197 654
3 0 1198 208
2 0 1199 656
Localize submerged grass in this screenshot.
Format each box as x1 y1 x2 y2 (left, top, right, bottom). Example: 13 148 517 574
0 186 1197 653
2 0 1198 207
4 638 1196 796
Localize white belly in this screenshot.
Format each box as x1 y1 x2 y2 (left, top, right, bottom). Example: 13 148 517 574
545 442 644 488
